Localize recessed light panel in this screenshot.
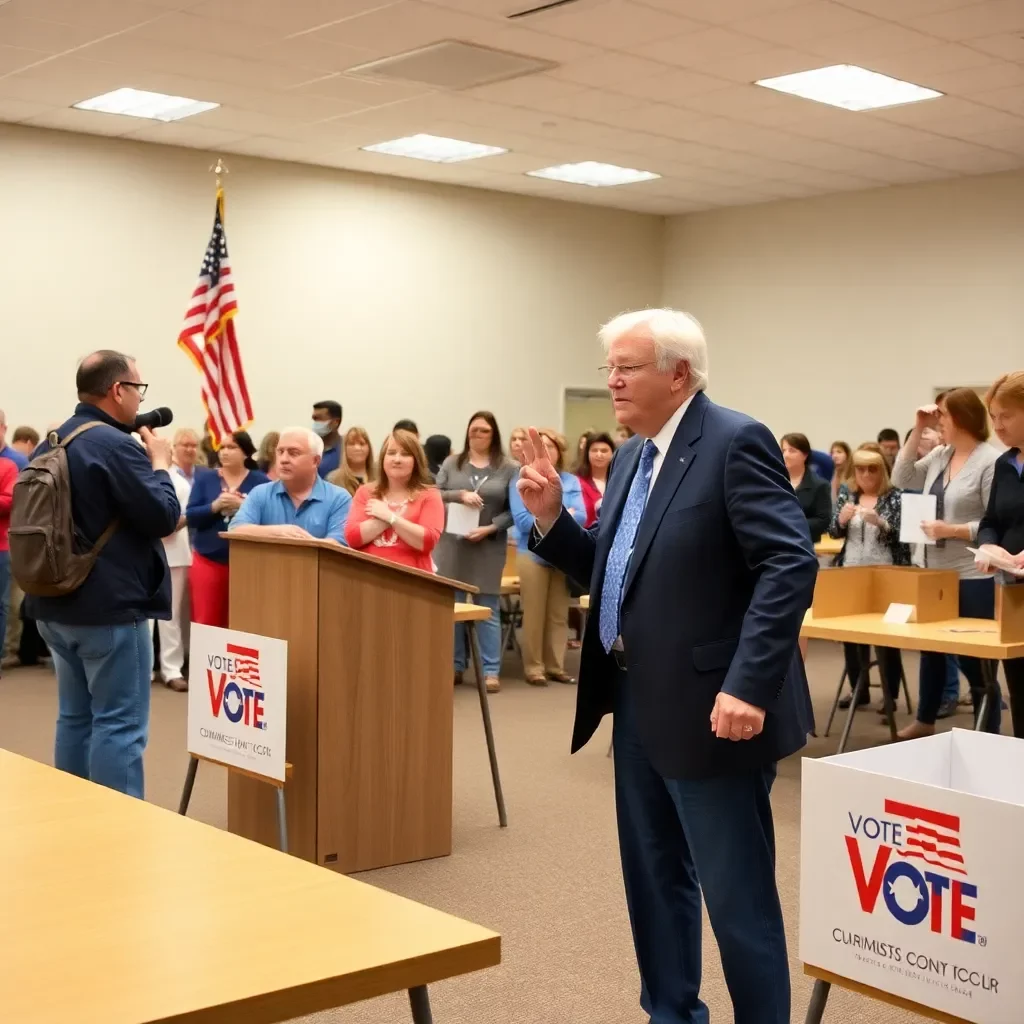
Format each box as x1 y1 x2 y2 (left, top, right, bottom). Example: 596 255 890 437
755 64 942 111
73 87 219 121
361 133 507 163
527 161 660 187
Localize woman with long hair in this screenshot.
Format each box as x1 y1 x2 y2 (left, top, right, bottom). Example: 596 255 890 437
186 431 269 627
256 431 279 477
344 430 442 572
829 440 853 503
327 426 376 497
893 388 1002 738
829 445 910 709
577 432 614 528
781 432 831 543
435 411 516 692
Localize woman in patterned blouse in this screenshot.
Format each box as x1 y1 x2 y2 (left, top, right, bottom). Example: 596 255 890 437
828 445 911 710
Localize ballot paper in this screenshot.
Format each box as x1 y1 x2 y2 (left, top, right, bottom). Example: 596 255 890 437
967 547 1024 577
899 492 937 545
883 603 914 624
445 504 481 537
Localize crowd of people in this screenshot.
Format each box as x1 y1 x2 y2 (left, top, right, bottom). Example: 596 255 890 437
1 362 1023 738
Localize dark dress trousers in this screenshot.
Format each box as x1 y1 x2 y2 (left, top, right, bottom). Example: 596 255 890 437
533 391 817 1024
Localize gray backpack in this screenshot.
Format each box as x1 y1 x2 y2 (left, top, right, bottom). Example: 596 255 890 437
9 423 117 597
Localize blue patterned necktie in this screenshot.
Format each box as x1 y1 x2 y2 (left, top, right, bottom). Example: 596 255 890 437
599 439 657 653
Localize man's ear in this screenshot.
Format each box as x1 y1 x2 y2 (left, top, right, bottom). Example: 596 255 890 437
670 360 690 394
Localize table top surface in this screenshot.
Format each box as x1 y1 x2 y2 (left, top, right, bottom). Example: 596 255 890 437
801 610 1024 660
1 751 499 1024
454 601 492 622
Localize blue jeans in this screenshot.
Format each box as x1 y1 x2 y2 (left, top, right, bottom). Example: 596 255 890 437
0 551 9 670
917 578 1000 731
37 619 152 799
613 680 789 1024
454 591 502 678
943 657 961 702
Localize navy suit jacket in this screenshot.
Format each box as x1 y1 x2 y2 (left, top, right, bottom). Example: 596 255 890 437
532 391 818 780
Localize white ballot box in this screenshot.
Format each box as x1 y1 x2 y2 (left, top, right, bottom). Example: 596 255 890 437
801 729 1024 1024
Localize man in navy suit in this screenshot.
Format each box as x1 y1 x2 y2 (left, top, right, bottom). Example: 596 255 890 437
519 309 817 1024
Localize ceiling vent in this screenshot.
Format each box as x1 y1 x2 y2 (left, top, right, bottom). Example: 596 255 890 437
346 40 557 91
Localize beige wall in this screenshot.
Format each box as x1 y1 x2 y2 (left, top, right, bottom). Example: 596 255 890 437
663 171 1024 451
0 124 662 452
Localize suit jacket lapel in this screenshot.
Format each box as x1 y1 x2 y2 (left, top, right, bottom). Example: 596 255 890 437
622 393 708 601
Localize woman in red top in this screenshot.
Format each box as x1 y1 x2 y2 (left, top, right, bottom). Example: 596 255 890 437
576 432 614 528
345 430 443 572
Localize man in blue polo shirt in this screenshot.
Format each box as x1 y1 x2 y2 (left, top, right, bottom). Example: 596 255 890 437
0 409 29 471
230 426 351 543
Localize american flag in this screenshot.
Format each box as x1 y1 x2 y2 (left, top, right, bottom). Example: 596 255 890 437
227 643 262 688
885 798 966 876
178 190 253 448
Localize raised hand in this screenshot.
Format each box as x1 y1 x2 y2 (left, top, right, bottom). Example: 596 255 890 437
915 403 939 429
516 427 564 531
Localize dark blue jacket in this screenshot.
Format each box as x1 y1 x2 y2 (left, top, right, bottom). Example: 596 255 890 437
186 467 269 564
533 391 818 780
25 403 181 625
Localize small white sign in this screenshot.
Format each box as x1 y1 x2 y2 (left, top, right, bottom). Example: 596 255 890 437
801 731 1024 1023
187 624 287 782
883 602 915 624
900 493 938 545
445 503 481 536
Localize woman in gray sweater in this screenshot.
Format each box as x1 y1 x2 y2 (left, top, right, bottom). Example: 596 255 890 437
434 411 517 693
892 388 1002 737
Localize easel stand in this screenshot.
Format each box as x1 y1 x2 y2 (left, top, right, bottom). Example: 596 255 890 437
179 754 292 853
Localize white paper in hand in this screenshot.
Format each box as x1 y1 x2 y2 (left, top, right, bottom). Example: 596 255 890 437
899 493 937 545
446 504 481 536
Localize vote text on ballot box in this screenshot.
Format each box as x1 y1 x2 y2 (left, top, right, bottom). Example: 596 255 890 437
801 729 1024 1024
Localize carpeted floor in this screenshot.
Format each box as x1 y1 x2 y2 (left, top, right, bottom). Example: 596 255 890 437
1 640 966 1023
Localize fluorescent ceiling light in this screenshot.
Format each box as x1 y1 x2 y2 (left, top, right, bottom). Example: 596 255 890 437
361 133 507 163
73 87 219 121
527 161 660 187
755 64 942 111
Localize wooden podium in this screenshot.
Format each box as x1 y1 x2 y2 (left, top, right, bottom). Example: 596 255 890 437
224 534 474 874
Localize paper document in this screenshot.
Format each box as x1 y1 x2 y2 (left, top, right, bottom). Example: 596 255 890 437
899 493 937 545
445 504 481 537
883 603 914 624
967 547 1024 577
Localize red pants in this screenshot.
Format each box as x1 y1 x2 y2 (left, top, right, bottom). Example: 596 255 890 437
189 553 230 628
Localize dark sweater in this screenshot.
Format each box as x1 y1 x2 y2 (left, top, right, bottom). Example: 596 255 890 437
977 448 1024 556
186 467 269 563
794 470 831 542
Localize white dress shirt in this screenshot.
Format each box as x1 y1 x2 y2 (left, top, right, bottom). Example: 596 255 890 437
644 394 695 499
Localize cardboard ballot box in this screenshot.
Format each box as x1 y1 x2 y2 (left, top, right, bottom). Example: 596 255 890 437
812 565 959 623
801 729 1024 1024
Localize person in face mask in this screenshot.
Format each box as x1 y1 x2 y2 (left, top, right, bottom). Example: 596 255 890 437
311 400 342 478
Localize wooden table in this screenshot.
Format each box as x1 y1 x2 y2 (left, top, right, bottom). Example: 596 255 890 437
454 602 507 828
801 610 1024 753
0 749 500 1024
814 536 843 558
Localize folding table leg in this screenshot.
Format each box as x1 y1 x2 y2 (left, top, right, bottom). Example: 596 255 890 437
877 655 899 744
177 756 199 816
276 786 289 853
976 660 1000 732
900 664 914 714
805 979 831 1024
837 652 871 754
409 985 433 1024
823 666 848 738
468 622 507 828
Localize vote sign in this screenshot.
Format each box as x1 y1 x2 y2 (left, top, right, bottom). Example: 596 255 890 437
187 624 287 783
800 729 1024 1023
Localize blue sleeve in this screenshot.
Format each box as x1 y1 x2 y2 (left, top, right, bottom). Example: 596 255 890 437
186 474 220 528
107 440 180 538
561 473 587 525
720 421 819 708
509 478 536 537
229 486 265 529
325 488 352 545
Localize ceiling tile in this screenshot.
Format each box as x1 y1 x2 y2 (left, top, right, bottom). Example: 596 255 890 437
0 15 122 51
733 2 887 45
632 27 778 67
804 24 941 62
700 45 820 82
550 50 670 87
967 32 1024 60
122 121 251 148
836 0 987 17
253 36 374 75
538 0 706 49
0 97 53 121
2 0 173 33
635 0 808 26
969 127 1024 154
288 72 433 108
865 41 1001 80
196 0 394 33
522 86 649 120
126 12 290 58
458 21 603 64
678 83 809 123
971 85 1024 115
912 140 1022 171
0 44 48 75
610 67 732 102
23 106 139 135
0 56 129 104
923 59 1024 94
467 72 587 106
908 1 1024 41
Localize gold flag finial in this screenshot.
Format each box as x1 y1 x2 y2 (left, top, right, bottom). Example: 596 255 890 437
209 157 229 191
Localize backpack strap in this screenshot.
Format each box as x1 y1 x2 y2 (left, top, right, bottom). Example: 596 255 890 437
57 421 108 448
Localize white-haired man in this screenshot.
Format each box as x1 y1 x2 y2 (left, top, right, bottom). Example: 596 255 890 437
229 427 351 544
517 309 817 1024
